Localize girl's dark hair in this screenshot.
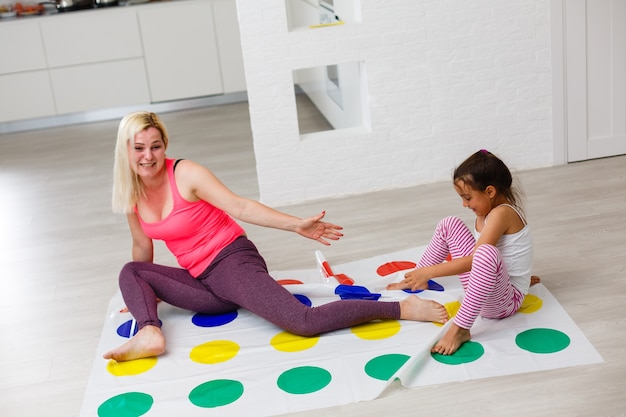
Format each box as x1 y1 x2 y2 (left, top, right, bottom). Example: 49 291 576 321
453 149 523 212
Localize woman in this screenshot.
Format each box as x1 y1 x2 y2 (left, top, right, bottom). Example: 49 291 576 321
104 111 448 362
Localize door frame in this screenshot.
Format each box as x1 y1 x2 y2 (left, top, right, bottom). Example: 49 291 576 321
551 0 567 165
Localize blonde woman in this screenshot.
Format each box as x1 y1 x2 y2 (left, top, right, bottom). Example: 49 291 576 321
104 111 448 362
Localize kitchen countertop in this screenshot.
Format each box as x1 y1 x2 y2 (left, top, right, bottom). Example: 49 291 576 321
0 0 176 22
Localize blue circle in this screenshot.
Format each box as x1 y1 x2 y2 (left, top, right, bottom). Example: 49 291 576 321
294 294 312 307
192 311 238 327
116 319 163 338
403 279 445 294
116 320 139 338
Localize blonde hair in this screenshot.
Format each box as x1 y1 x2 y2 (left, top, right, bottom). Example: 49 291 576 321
112 111 169 213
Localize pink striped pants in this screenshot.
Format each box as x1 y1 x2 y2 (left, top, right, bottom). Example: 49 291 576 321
418 216 524 329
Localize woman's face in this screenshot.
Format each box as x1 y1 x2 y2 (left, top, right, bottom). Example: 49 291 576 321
128 127 166 178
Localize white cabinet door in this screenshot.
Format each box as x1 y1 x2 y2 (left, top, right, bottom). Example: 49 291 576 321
0 21 47 75
138 1 223 102
565 0 626 161
0 71 56 122
212 0 246 93
40 8 143 68
50 59 150 114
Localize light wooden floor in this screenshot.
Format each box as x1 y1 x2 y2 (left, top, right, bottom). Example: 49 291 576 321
1 101 625 416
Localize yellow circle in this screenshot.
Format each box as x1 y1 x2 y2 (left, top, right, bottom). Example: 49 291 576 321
518 294 543 314
270 331 320 352
351 319 401 340
433 301 461 327
106 357 158 376
190 340 240 364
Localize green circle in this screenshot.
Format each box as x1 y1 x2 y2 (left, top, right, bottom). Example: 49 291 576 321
515 328 570 353
431 341 485 365
97 392 153 417
277 366 332 394
365 354 410 381
189 379 244 408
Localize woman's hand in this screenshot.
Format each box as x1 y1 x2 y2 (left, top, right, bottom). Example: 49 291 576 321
295 211 344 245
386 268 431 291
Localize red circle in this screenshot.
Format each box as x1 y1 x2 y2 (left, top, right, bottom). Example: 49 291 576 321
376 261 417 276
277 279 304 285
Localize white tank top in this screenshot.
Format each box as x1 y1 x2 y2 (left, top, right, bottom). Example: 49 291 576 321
474 204 534 295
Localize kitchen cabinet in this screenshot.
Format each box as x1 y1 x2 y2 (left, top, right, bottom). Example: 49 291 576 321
50 59 150 114
212 0 246 93
0 0 247 128
0 20 47 74
39 8 148 115
40 8 143 68
138 1 223 102
0 21 55 122
0 71 56 123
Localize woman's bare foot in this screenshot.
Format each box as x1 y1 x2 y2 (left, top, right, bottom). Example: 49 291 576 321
103 325 166 362
530 275 541 286
431 322 470 355
400 295 449 324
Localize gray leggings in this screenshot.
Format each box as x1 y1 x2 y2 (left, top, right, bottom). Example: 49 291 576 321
119 237 401 336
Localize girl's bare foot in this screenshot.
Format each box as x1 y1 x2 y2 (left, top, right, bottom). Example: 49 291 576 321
103 325 166 362
530 275 541 286
400 296 449 324
431 322 470 355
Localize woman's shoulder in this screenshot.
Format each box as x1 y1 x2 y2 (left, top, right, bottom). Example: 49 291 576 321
173 160 218 184
171 159 199 199
170 158 200 177
172 158 204 171
172 159 221 199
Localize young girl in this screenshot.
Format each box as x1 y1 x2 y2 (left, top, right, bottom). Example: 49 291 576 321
387 149 538 355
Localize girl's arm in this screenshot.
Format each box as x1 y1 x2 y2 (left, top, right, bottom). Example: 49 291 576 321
127 213 154 262
387 255 473 291
473 205 519 247
176 160 343 245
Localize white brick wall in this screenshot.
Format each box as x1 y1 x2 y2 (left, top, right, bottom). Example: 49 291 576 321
236 0 553 206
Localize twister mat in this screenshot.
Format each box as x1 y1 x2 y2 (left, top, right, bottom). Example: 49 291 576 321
81 247 603 417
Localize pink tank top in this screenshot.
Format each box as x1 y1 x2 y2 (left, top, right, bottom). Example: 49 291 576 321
136 159 244 277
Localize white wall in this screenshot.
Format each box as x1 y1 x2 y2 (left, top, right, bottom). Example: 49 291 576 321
294 61 367 130
236 0 554 206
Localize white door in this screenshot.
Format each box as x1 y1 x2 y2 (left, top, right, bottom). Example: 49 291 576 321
565 0 626 162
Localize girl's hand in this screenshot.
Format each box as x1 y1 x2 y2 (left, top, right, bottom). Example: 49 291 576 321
386 268 431 291
295 211 344 245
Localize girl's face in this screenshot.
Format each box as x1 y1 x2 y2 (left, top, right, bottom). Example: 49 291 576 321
454 180 494 217
128 127 166 178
